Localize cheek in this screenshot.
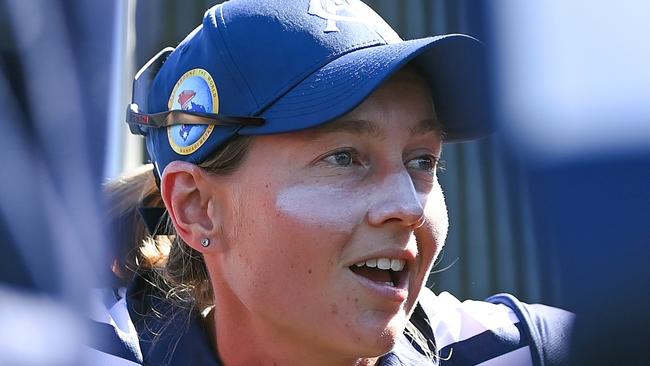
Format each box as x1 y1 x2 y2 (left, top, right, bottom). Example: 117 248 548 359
416 181 449 267
221 185 351 312
425 180 449 247
275 184 369 234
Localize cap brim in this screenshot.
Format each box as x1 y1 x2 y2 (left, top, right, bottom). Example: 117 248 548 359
239 34 490 141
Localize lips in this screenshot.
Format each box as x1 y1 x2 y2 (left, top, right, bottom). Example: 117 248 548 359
348 256 411 303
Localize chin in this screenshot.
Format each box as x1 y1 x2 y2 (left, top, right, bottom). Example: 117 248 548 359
348 311 407 358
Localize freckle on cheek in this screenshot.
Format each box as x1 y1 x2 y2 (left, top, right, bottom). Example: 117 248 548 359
330 304 338 315
307 269 312 274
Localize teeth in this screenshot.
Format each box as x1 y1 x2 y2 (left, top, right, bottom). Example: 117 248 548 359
390 259 405 271
377 258 391 270
383 281 394 286
352 258 406 271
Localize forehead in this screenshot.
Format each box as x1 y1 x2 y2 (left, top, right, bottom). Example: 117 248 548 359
304 70 441 138
307 118 440 139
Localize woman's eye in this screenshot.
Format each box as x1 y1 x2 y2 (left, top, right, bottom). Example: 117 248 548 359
406 156 438 173
323 150 354 167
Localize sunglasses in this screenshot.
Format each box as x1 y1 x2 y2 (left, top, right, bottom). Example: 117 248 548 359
125 47 265 136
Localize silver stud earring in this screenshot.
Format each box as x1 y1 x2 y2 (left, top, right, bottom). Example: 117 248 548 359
201 238 210 247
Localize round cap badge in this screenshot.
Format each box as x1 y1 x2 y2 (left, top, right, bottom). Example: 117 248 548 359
167 69 219 155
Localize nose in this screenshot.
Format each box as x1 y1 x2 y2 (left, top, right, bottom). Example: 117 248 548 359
367 170 425 228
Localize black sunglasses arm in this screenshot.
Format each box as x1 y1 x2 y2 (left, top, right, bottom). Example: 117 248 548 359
125 103 265 135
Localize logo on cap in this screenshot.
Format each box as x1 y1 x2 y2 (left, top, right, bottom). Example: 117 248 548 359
308 0 368 33
167 69 218 155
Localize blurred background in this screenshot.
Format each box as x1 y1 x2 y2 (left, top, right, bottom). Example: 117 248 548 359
1 0 648 365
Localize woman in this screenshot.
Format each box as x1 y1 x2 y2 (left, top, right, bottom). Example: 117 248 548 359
93 0 573 365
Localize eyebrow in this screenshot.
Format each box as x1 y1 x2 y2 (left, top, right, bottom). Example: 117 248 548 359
309 119 383 138
409 118 443 135
308 118 442 139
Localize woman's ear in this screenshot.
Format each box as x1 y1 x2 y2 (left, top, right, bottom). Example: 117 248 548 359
160 161 225 253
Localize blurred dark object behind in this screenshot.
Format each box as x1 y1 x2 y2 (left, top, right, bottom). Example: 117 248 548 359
0 0 113 364
488 1 650 364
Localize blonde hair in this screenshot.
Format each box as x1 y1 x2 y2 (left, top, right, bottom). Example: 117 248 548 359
105 135 253 311
105 163 164 281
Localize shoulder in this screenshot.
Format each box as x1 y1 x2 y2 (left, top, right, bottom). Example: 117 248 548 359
416 289 574 366
85 287 143 365
85 274 221 366
485 293 575 366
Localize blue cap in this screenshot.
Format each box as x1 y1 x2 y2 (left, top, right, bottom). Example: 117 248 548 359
132 0 489 176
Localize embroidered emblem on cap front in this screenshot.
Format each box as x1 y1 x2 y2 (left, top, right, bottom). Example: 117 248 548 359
308 0 367 33
167 69 218 155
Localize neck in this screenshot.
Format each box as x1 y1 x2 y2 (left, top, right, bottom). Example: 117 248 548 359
209 287 380 366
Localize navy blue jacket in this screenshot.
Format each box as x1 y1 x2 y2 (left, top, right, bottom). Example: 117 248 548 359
87 273 573 365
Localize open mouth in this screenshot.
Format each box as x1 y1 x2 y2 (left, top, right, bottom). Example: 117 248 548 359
349 258 408 288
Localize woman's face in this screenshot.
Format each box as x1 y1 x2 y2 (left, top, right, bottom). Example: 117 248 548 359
208 70 448 359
